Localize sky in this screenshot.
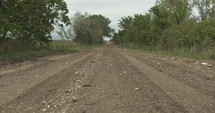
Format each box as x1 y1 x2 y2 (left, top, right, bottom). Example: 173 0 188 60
64 0 156 31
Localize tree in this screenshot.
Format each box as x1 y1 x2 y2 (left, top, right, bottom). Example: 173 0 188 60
113 0 215 59
72 12 113 44
157 0 191 24
57 25 74 40
150 5 172 30
116 16 134 43
72 12 91 44
192 0 215 20
0 0 70 46
118 16 133 31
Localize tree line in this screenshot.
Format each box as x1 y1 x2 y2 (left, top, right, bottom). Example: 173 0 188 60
0 1 113 53
112 0 215 59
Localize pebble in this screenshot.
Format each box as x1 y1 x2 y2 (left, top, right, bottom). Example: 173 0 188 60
201 62 208 66
65 90 71 94
72 99 78 103
135 87 140 90
201 62 213 67
47 105 50 108
83 84 92 87
75 72 79 75
195 62 199 65
41 108 47 112
208 64 213 67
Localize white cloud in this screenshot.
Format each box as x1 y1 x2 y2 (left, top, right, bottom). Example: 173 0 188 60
64 0 156 31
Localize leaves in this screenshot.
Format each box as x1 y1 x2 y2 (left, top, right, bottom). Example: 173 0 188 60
71 12 113 44
112 0 215 55
0 0 70 46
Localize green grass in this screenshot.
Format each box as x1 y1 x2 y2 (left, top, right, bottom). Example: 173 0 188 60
0 40 103 62
118 43 215 60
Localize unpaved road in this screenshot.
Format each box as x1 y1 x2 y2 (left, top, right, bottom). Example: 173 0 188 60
0 46 215 113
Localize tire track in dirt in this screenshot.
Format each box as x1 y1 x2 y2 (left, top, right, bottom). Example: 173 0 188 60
1 46 214 113
0 49 99 106
122 49 215 99
0 50 103 113
117 49 215 113
68 46 187 113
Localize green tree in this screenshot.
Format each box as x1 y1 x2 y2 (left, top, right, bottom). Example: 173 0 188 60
150 4 172 30
117 16 134 43
113 0 215 59
157 0 191 24
72 12 92 44
0 0 70 46
72 12 113 44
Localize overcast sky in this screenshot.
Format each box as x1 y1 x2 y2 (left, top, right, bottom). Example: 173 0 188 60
64 0 156 31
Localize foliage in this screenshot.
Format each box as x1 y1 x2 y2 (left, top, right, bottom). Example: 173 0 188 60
192 0 215 20
112 0 215 59
70 12 114 44
0 40 102 61
0 0 70 46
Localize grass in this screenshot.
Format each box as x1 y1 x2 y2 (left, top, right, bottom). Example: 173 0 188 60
118 43 215 60
0 40 103 62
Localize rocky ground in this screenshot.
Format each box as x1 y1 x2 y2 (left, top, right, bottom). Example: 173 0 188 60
0 45 214 113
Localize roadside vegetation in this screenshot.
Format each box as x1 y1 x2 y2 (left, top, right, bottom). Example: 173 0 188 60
112 0 215 60
0 40 102 61
0 1 112 61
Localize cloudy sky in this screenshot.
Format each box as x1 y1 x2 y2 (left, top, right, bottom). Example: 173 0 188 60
64 0 156 31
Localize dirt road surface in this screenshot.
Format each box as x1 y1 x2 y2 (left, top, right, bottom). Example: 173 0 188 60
0 46 215 113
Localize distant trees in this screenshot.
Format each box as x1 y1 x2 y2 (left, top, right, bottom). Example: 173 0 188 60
69 12 114 44
112 0 215 59
0 0 70 46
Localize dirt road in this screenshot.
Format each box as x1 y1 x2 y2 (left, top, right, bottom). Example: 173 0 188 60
0 46 215 113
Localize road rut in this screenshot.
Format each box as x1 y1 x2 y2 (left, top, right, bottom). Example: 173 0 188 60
0 46 214 113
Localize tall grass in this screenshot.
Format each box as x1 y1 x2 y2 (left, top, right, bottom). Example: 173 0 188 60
49 40 103 51
0 40 102 61
119 43 215 60
49 40 79 51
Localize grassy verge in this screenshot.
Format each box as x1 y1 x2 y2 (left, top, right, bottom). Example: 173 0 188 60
118 43 215 60
0 40 103 62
